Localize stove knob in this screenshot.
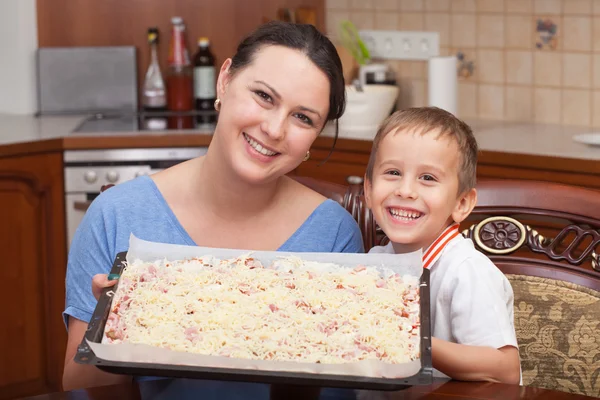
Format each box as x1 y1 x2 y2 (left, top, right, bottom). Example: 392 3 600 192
84 170 97 184
135 170 148 178
106 170 120 183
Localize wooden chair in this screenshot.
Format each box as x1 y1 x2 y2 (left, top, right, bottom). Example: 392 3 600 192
295 176 600 397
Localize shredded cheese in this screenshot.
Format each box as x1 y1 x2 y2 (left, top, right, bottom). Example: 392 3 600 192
103 255 421 365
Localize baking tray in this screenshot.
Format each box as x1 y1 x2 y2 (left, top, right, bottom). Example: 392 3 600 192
75 251 433 390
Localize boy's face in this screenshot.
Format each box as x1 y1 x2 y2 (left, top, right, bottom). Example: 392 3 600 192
364 128 476 253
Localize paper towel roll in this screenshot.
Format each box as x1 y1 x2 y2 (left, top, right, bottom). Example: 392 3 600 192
428 56 458 116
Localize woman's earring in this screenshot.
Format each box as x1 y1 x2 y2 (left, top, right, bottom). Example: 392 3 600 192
214 98 221 111
303 151 311 162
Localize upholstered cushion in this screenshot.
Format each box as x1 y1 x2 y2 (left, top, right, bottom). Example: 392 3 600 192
507 274 600 397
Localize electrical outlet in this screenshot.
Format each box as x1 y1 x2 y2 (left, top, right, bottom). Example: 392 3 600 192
358 30 440 61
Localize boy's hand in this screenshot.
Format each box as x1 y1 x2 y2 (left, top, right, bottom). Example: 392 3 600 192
92 274 118 301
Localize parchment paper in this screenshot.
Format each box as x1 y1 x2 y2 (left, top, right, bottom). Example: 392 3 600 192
88 234 425 379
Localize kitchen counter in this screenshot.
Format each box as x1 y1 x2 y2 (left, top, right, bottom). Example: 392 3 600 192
1 113 599 161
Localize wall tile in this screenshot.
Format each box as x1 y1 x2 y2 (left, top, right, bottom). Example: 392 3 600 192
594 0 600 14
478 49 505 83
350 0 374 9
506 15 533 49
506 0 533 13
451 0 476 13
451 14 477 47
563 53 591 89
562 16 591 52
563 0 592 15
425 0 450 11
534 0 561 14
477 15 505 47
593 91 600 127
533 15 562 51
349 11 375 29
375 0 399 10
506 50 533 84
458 81 478 118
562 89 591 126
425 13 451 46
400 0 425 11
534 52 562 86
375 12 399 29
398 12 425 29
505 86 533 121
593 17 600 51
478 84 505 119
477 0 505 13
327 0 349 9
594 54 600 88
326 10 350 40
397 78 427 109
534 87 561 123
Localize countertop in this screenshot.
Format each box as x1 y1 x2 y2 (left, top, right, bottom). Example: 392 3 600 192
0 113 599 161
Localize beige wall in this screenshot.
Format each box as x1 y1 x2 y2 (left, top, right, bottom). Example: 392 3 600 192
326 0 600 128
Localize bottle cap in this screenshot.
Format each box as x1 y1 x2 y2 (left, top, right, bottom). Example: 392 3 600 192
147 27 159 44
171 16 183 24
198 37 210 46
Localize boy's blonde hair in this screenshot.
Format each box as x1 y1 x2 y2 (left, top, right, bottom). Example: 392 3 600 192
365 107 478 195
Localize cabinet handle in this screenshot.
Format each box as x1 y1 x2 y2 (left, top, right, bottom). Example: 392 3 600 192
73 201 92 212
346 175 364 185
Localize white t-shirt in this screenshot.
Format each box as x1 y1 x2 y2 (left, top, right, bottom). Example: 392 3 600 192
369 225 520 381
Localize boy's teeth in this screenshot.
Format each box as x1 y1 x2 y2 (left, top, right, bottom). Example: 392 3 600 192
390 208 421 219
244 134 277 156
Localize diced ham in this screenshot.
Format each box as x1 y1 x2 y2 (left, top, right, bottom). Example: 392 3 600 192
184 326 201 343
285 282 296 289
353 265 367 273
238 284 255 295
269 304 279 312
307 271 317 280
357 343 375 353
394 308 410 318
375 279 386 288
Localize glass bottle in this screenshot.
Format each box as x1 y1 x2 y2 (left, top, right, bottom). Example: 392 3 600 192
193 37 217 126
166 16 193 129
141 27 167 130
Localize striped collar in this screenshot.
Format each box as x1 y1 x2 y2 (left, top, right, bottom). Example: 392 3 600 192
422 223 461 269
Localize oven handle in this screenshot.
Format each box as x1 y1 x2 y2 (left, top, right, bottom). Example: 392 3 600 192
72 185 115 212
73 201 92 212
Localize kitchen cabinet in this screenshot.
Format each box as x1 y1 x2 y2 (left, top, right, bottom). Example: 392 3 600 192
0 152 66 400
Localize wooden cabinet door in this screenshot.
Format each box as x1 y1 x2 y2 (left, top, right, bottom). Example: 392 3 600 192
0 153 66 399
295 147 370 185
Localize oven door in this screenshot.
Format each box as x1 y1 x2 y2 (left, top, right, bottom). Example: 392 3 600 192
65 193 96 248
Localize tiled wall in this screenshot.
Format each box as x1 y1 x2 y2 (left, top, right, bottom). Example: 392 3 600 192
326 0 600 127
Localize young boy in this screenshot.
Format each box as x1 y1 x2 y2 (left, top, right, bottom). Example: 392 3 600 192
364 107 521 384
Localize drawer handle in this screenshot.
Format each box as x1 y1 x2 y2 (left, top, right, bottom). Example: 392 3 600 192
346 175 364 185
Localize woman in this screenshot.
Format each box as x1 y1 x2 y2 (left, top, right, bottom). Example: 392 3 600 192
62 21 363 398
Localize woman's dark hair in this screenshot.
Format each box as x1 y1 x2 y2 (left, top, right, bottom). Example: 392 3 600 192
230 21 345 160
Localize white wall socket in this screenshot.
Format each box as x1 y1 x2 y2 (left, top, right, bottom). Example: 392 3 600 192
358 30 440 61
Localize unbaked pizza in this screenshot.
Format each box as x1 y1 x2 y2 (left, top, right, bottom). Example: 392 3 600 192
103 255 421 365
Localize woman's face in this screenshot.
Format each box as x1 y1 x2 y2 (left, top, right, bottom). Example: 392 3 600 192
215 45 331 184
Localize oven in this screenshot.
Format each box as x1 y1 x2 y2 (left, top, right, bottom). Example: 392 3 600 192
64 147 208 248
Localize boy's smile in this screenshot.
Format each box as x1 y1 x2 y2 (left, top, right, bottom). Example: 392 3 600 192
365 128 474 253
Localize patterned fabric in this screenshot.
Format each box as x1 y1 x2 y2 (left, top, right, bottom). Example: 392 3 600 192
507 274 600 397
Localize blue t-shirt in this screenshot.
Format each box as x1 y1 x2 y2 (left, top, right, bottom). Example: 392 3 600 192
64 175 363 399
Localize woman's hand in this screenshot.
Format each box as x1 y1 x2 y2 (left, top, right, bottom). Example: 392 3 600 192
92 274 118 301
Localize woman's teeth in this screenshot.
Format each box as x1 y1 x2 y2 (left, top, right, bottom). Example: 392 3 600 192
244 133 278 156
389 208 422 221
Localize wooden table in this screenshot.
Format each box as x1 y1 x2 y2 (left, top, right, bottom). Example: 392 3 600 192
18 379 596 400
